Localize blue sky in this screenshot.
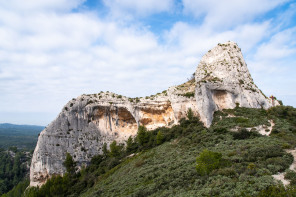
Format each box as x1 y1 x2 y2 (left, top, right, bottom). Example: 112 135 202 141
0 0 295 126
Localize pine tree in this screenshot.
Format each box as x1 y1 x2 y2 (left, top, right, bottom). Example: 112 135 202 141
63 153 76 174
136 126 148 147
156 131 164 145
187 108 194 121
102 143 109 157
109 141 120 157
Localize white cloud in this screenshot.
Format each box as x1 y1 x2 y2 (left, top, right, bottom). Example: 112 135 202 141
164 21 270 56
182 0 288 28
254 27 296 60
0 0 295 125
103 0 174 17
0 0 85 12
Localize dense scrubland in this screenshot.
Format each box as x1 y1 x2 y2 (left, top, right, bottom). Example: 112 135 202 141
4 105 296 197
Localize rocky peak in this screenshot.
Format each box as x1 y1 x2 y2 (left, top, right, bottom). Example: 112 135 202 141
195 41 276 127
196 41 252 83
30 41 277 187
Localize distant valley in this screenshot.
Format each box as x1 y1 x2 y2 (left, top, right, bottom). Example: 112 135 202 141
0 123 44 150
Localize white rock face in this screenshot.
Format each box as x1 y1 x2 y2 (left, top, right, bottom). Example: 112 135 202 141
195 41 277 127
30 85 197 186
30 41 277 186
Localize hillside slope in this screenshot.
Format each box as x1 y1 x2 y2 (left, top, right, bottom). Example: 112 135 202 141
80 106 296 197
23 105 296 197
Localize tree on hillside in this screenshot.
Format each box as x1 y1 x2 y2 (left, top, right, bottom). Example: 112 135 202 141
126 136 137 153
136 126 149 147
109 141 122 157
63 153 76 174
156 131 164 145
187 108 194 121
102 143 109 157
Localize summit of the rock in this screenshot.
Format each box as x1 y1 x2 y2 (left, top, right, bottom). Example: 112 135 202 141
196 41 252 84
195 41 276 127
30 41 277 187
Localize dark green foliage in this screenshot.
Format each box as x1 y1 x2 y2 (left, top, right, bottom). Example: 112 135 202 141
212 107 269 129
186 108 194 120
178 92 195 98
196 149 223 175
1 179 29 197
285 170 296 185
213 127 228 134
109 141 123 157
102 143 108 157
256 185 296 197
63 153 76 174
125 136 137 153
267 106 296 147
0 124 43 149
136 126 149 148
156 131 164 145
0 148 31 196
232 128 251 140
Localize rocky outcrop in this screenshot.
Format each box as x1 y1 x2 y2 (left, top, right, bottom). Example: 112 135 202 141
195 41 277 127
30 82 197 186
30 41 277 186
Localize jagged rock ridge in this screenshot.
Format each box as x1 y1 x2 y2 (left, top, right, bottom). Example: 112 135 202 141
30 41 276 186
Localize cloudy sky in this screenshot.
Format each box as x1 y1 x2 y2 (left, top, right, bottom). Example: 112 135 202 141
0 0 295 126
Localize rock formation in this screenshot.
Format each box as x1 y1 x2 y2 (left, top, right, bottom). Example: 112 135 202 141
30 81 197 186
195 41 277 127
30 41 277 186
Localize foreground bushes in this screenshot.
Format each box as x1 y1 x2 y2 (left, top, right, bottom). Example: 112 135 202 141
23 115 205 197
16 106 296 196
196 149 223 175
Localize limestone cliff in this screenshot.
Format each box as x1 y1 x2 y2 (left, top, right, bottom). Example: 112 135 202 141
30 41 276 186
30 83 197 186
195 41 277 127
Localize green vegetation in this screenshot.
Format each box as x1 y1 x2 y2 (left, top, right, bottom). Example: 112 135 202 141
0 124 43 149
63 153 76 174
0 148 31 196
0 124 41 196
9 106 296 196
285 170 296 185
178 92 195 98
196 149 223 176
2 180 29 197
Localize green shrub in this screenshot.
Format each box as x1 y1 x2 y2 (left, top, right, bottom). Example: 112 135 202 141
156 131 164 145
285 170 296 185
256 185 296 196
196 149 222 176
233 128 251 140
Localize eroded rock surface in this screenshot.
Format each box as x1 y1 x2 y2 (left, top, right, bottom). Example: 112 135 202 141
30 41 277 186
195 41 277 127
30 83 197 186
